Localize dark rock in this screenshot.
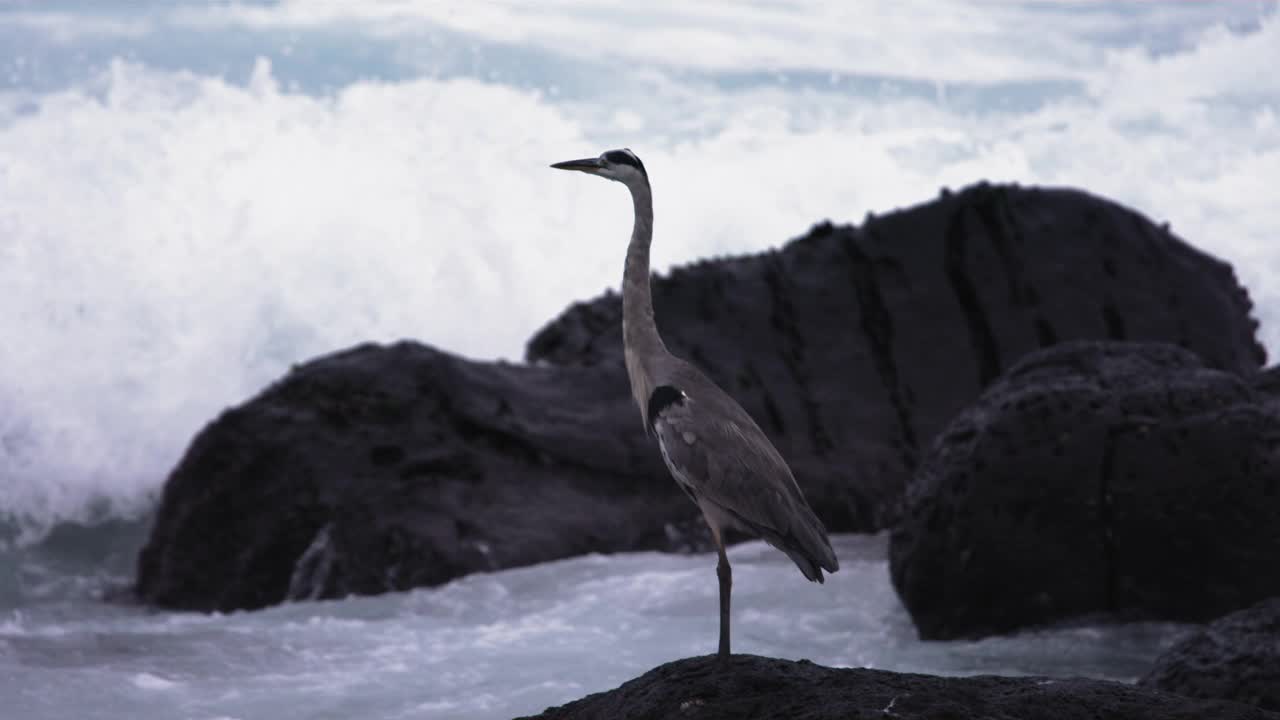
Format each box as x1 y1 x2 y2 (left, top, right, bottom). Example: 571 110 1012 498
517 654 1277 720
1141 597 1280 711
136 342 690 612
529 184 1263 532
138 184 1265 612
890 341 1280 640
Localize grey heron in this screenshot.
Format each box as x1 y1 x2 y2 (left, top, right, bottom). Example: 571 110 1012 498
551 148 839 662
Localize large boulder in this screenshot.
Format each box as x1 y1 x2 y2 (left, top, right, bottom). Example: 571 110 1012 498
890 341 1280 640
137 184 1265 611
517 654 1276 720
530 183 1263 531
136 342 690 611
1141 597 1280 711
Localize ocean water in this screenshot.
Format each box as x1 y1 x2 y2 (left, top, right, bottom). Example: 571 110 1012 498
0 2 1275 718
3 533 1187 720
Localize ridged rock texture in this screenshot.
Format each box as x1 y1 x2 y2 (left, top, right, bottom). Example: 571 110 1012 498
136 183 1265 611
890 341 1280 640
516 655 1277 720
1141 597 1280 712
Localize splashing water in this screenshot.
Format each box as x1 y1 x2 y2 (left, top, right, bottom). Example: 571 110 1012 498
0 534 1192 720
1 1 1278 544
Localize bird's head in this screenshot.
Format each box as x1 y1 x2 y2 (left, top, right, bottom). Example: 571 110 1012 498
551 148 648 186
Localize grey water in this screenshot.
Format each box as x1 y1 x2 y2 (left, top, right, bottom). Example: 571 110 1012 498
0 532 1189 720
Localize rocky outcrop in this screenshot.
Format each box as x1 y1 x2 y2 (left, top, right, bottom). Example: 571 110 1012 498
1141 598 1280 711
517 654 1276 720
136 342 693 611
890 341 1280 640
137 184 1266 611
530 184 1263 532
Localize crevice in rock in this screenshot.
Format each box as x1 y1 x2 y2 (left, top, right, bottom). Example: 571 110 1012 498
971 186 1029 308
1103 298 1127 340
973 188 1061 354
944 206 1002 387
1034 317 1057 347
843 229 918 464
760 385 786 436
762 253 833 454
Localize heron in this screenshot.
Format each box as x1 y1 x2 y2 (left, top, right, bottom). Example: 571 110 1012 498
551 148 839 662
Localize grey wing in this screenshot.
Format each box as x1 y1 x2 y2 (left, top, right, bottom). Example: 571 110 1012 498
651 390 839 582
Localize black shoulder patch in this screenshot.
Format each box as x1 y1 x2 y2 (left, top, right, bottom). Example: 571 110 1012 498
604 149 647 177
646 385 685 430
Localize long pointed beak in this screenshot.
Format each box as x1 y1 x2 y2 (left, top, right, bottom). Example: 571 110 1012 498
550 157 604 174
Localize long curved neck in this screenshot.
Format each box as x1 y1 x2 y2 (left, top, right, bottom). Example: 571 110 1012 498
622 178 667 418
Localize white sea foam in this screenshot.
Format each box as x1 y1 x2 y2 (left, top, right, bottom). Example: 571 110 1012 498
185 0 1266 82
131 673 179 691
0 2 1277 543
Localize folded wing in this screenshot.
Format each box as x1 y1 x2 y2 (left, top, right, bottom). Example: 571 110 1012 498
650 385 839 582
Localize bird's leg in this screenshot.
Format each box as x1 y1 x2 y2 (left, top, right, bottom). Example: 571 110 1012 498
716 540 732 664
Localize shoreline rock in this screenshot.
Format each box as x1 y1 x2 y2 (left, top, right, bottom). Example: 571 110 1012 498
136 342 690 611
1141 597 1280 711
517 654 1277 720
890 341 1280 640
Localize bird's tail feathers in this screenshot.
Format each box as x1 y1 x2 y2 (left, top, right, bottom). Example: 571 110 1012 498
765 509 839 583
780 543 826 583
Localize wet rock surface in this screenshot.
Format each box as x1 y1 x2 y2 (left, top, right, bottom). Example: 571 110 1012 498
517 654 1277 720
137 184 1265 611
1141 597 1280 711
890 341 1280 640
